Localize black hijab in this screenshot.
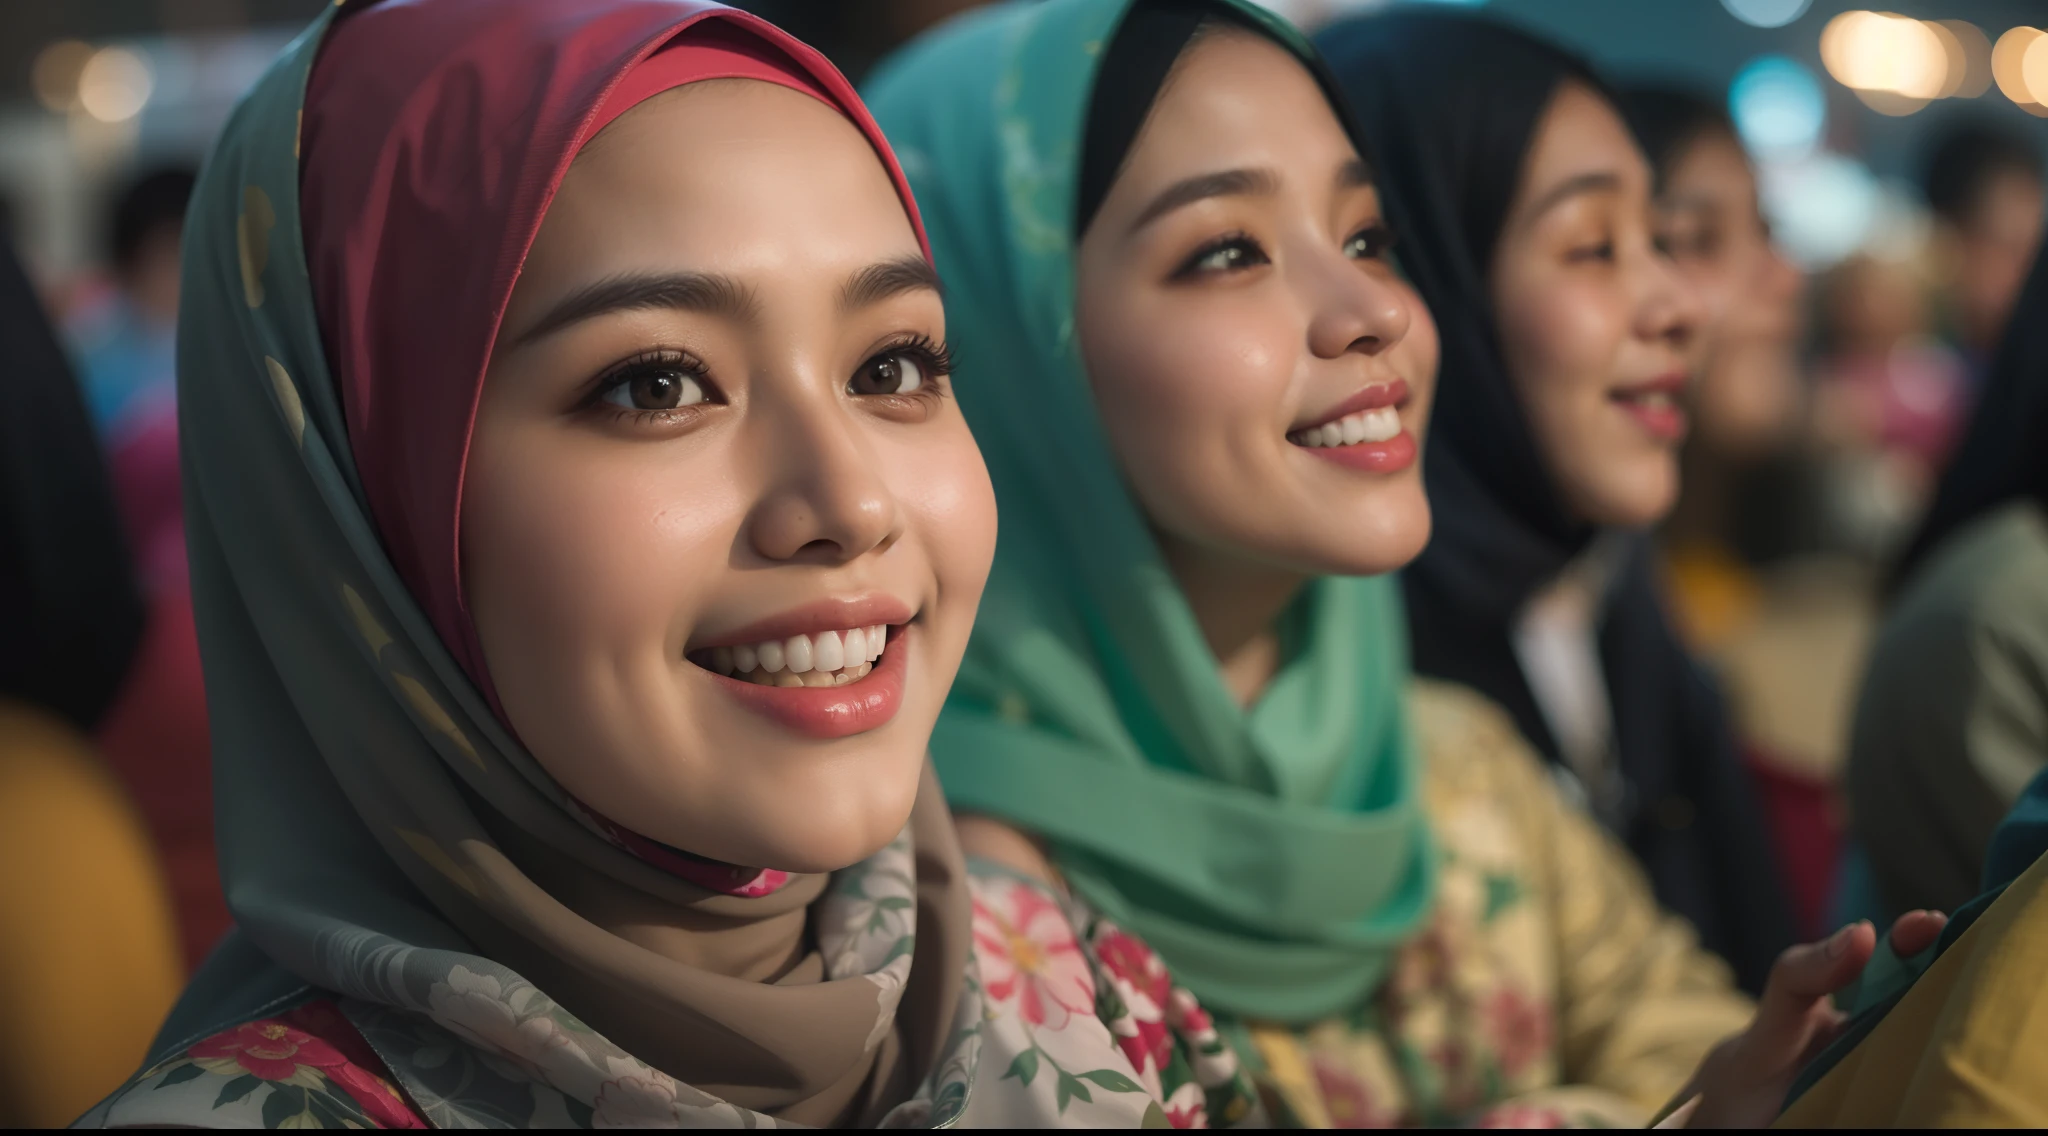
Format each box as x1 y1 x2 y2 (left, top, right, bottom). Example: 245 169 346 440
0 238 144 732
1892 239 2048 587
1316 11 1793 992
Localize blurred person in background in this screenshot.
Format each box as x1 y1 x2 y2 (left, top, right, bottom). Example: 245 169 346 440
1619 85 1847 941
0 236 184 1126
1844 240 2048 924
1322 13 1795 993
60 162 229 975
69 167 194 439
1923 118 2045 379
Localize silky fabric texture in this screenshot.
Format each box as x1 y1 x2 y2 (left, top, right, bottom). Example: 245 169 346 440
865 0 1436 1027
1315 11 1794 993
147 0 966 1126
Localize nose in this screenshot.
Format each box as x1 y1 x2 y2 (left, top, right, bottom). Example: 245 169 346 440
1638 243 1703 356
745 394 902 565
1302 244 1412 361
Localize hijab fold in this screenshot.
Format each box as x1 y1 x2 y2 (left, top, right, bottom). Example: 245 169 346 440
153 0 968 1125
1316 10 1794 993
866 0 1435 1027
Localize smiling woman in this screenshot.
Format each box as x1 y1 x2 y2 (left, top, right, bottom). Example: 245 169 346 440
71 0 1253 1129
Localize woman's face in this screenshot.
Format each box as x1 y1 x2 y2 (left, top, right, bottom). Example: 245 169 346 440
1657 127 1804 458
463 81 996 874
1491 81 1701 529
1075 29 1437 582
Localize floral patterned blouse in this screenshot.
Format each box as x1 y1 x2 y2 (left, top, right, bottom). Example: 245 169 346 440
81 869 1263 1129
1231 682 1756 1128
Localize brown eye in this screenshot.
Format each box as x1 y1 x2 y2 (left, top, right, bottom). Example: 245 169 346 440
1344 224 1396 260
849 351 926 396
599 368 708 411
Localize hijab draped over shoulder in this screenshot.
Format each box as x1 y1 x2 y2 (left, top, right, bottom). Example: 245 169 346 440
1315 10 1794 993
865 0 1436 1028
88 1 974 1126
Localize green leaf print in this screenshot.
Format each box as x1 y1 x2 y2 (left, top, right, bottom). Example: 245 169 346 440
154 1062 207 1089
213 1073 263 1109
1482 873 1523 922
1004 1047 1041 1086
258 1083 308 1128
1054 1069 1093 1111
1142 1101 1172 1128
1077 1068 1143 1093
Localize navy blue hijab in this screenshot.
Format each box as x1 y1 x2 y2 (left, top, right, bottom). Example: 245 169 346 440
1314 11 1794 993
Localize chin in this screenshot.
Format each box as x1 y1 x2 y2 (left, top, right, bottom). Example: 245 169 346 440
1309 481 1433 577
1586 469 1679 530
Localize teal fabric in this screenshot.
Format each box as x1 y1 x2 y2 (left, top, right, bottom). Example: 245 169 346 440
865 0 1436 1025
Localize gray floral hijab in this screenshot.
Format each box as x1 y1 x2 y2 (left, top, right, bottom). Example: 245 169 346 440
90 0 972 1126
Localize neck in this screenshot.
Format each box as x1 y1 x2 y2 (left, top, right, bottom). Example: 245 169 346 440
1155 530 1308 708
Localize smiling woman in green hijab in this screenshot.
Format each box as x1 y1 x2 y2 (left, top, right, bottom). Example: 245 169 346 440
864 0 1781 1125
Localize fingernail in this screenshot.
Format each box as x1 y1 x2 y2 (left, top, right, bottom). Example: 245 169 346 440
1824 922 1864 958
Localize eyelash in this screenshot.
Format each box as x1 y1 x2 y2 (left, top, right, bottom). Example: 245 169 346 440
1170 223 1399 281
853 333 958 413
586 348 716 425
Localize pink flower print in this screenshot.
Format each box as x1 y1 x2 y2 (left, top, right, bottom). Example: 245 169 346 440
1481 986 1551 1077
188 1019 340 1084
972 879 1095 1031
1092 926 1174 1078
1474 1102 1567 1128
1312 1057 1396 1129
1165 986 1214 1037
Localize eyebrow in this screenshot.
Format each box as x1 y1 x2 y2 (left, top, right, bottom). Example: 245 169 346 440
1128 166 1281 233
1336 157 1375 191
1523 170 1624 223
512 271 759 348
839 255 943 312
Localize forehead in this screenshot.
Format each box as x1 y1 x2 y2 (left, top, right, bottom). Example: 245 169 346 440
1120 30 1353 181
1524 81 1649 192
526 80 919 282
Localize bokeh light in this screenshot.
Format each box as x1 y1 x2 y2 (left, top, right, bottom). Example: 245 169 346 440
1730 55 1827 159
1820 12 1948 102
1933 20 1994 99
1993 27 2048 115
30 40 94 114
76 46 155 124
1720 0 1812 30
1758 151 1880 269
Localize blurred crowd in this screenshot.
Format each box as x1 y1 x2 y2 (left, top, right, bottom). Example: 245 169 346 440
2 0 2046 1126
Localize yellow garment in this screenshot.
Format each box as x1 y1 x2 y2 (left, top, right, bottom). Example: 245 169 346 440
1777 848 2048 1126
0 700 183 1127
1245 682 1754 1128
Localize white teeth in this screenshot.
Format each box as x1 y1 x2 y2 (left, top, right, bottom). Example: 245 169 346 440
813 630 845 672
1293 406 1401 448
699 624 894 686
784 634 813 674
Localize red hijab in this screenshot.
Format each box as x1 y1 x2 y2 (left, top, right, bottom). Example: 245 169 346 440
301 0 930 698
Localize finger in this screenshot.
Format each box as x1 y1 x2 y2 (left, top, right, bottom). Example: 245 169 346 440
1752 922 1876 1042
1887 909 1949 957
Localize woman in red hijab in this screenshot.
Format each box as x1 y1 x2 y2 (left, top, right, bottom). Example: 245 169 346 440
74 0 1262 1127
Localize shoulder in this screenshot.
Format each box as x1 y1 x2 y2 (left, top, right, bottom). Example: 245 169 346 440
77 998 426 1129
1405 679 1550 799
1888 502 2048 653
963 865 1264 1128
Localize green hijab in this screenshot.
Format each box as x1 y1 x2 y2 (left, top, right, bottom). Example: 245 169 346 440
865 0 1435 1025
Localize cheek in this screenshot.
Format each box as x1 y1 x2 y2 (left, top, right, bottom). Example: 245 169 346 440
463 424 732 678
885 423 996 604
1084 292 1292 512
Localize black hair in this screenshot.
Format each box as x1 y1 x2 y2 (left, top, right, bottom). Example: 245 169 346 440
107 165 197 274
1075 1 1226 239
1921 118 2044 228
1615 83 1737 192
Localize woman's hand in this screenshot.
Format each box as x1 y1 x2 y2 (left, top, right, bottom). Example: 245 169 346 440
1662 910 1948 1128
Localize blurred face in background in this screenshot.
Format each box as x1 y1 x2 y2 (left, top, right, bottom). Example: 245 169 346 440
1656 126 1804 460
1942 167 2044 357
1490 80 1702 530
1076 27 1438 587
121 223 184 329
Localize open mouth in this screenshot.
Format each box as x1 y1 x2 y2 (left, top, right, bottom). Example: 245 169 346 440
694 624 893 688
1287 405 1402 448
1285 379 1417 473
1609 374 1689 442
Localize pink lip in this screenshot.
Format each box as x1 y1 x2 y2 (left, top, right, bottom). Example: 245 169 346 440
1301 432 1418 474
705 623 911 740
1291 378 1411 433
689 594 915 651
1609 371 1690 443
